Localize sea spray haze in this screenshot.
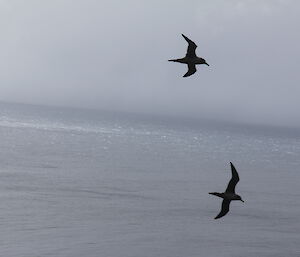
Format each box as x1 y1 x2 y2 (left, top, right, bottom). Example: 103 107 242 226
0 102 299 257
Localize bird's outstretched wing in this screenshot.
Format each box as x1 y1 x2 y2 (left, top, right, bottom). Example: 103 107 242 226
215 200 231 219
225 162 240 193
183 64 196 77
182 34 197 58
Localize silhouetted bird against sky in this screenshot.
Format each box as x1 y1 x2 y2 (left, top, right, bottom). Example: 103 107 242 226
169 34 209 77
209 162 244 219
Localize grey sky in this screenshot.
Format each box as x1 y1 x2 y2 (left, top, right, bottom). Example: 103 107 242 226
0 0 300 127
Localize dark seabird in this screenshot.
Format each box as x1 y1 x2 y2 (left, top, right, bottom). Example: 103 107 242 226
168 34 209 77
209 162 244 219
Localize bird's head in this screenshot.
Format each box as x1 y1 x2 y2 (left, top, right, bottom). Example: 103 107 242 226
237 196 244 202
203 59 209 66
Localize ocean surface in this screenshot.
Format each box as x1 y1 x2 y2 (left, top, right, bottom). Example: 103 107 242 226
0 102 299 257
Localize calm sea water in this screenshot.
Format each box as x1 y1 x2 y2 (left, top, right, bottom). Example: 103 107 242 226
0 102 299 257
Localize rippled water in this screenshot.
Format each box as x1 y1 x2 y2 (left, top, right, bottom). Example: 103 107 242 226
0 102 299 257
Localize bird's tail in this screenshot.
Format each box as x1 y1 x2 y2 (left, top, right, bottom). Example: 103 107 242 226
209 192 223 198
168 59 180 62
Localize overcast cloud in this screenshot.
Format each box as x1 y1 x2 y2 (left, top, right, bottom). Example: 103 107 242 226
0 0 299 127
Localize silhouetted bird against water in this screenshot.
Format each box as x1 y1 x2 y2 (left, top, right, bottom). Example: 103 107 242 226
168 34 209 77
209 162 244 219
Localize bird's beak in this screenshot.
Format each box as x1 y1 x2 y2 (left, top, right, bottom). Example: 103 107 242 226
241 199 244 203
205 62 209 66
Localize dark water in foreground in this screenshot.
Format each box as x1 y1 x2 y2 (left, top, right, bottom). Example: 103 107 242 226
0 102 299 257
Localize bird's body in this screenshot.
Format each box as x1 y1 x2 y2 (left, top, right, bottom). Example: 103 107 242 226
169 57 207 65
169 34 209 77
209 192 243 201
209 162 244 219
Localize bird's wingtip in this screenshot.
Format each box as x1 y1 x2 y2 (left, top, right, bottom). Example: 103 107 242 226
230 162 236 170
